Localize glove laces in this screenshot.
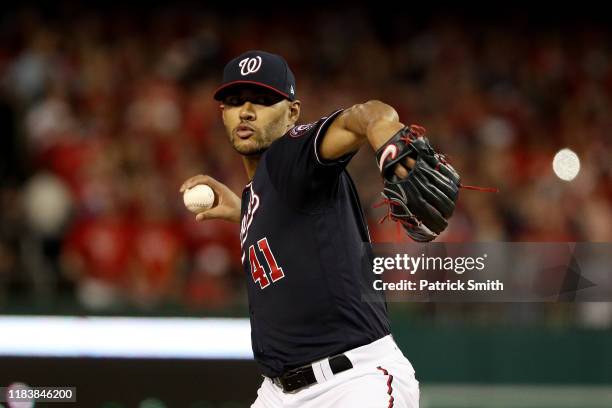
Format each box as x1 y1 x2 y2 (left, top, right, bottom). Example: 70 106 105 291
372 197 419 242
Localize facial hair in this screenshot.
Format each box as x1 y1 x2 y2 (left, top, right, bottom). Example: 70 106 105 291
230 118 287 157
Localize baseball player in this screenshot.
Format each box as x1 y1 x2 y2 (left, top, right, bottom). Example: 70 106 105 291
180 50 460 407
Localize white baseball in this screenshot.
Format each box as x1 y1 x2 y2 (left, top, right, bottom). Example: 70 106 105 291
183 184 215 213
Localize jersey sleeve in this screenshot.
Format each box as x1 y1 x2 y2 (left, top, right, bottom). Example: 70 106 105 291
265 109 358 212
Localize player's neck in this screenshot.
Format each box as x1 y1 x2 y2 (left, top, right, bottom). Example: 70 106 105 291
242 156 261 181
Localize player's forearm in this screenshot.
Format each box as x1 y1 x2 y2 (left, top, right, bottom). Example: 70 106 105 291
320 100 404 161
358 101 405 151
340 100 405 150
356 101 415 178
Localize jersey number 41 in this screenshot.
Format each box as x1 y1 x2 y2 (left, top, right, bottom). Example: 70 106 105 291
248 237 285 289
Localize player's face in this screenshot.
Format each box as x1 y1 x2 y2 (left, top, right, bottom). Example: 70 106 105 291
220 87 299 156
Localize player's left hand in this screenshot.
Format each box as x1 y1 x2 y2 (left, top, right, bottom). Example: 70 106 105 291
392 157 416 178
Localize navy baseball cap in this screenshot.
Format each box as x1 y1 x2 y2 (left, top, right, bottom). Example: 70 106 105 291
213 50 296 101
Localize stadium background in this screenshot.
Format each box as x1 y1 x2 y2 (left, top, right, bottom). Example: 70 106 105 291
0 2 611 407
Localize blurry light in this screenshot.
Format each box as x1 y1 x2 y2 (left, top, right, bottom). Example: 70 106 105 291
0 316 252 359
478 117 515 149
552 148 580 181
6 383 33 408
139 398 167 408
22 172 72 236
196 244 230 277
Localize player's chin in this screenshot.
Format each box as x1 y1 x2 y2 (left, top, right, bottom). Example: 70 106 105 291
232 139 267 156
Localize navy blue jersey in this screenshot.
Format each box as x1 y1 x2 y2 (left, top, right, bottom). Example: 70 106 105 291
240 109 390 378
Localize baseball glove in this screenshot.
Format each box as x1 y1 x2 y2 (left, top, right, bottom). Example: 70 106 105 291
375 125 461 242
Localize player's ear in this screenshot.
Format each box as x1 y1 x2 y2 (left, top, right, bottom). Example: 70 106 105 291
288 100 300 125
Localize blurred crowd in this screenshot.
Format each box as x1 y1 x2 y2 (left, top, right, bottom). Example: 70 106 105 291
0 6 610 322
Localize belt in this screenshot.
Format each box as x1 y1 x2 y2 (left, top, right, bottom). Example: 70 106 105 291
272 354 353 393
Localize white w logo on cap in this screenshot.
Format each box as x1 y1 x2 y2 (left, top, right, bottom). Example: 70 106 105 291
239 57 262 76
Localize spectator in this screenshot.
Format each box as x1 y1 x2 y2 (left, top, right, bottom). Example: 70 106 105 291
0 5 609 324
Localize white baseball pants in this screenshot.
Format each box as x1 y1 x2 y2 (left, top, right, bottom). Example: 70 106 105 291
252 335 420 407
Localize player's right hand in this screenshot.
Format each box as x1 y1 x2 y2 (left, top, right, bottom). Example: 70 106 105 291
180 175 242 224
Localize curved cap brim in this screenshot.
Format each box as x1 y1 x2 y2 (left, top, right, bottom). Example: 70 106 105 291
213 80 292 101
